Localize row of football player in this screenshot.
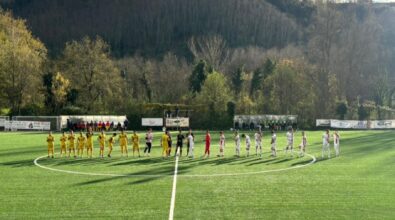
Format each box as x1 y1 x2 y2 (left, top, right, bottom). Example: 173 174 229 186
45 128 340 159
196 129 340 159
45 128 141 158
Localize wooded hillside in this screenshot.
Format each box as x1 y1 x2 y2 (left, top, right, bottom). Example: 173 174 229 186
1 0 395 128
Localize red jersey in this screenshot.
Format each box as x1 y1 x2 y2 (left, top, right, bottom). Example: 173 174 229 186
205 134 211 147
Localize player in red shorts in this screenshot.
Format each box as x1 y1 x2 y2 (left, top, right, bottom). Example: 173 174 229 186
203 130 211 158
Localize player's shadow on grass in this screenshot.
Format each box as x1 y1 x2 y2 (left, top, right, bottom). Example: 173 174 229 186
0 147 43 158
110 157 174 167
74 155 268 186
75 165 191 186
41 158 120 166
268 158 293 164
313 157 331 163
178 156 246 166
291 159 315 166
246 158 278 166
1 158 35 167
234 157 268 164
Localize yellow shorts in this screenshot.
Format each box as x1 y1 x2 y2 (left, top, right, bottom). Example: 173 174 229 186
68 146 75 150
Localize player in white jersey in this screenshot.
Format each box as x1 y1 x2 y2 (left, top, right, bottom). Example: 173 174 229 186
285 128 294 156
298 131 307 157
218 131 225 157
270 130 277 157
234 131 241 157
333 131 340 157
242 134 251 157
187 131 194 159
322 129 331 158
254 131 262 158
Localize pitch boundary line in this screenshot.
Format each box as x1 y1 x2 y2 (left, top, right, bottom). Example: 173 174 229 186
33 153 316 178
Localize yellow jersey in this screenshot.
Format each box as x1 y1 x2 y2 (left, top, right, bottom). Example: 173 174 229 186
131 134 139 146
47 135 54 147
86 132 93 145
98 134 106 146
119 133 128 145
78 136 86 148
68 134 75 147
60 135 67 147
162 134 169 148
108 136 115 148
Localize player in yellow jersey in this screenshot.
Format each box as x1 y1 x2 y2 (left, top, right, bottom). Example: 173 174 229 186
60 131 67 157
131 131 141 157
86 127 94 158
119 130 128 157
77 132 86 158
68 130 76 158
161 130 169 158
98 131 106 158
46 131 55 158
107 133 117 158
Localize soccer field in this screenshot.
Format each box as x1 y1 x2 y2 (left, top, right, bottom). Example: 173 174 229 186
0 130 394 219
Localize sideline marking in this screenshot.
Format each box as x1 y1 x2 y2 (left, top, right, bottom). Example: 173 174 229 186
33 153 316 177
168 148 180 220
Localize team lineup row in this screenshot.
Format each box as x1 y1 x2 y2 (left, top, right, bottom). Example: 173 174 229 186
45 128 341 159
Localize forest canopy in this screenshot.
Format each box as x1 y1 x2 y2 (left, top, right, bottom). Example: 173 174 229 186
0 0 395 128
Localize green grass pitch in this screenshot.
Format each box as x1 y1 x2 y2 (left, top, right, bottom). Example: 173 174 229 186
0 130 394 219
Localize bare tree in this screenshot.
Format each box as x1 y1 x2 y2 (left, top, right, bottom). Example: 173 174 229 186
188 35 230 71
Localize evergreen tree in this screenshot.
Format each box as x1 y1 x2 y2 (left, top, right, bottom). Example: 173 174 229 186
250 58 276 96
189 60 210 93
232 65 245 95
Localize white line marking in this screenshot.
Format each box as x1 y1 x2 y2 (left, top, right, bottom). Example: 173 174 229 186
34 153 316 177
168 149 180 220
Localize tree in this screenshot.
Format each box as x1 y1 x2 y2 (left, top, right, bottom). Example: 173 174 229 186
116 56 154 103
250 58 276 96
140 71 152 102
188 35 229 71
195 71 233 128
42 72 55 113
57 36 123 113
307 3 343 117
0 10 47 114
373 73 389 107
195 71 232 113
227 101 236 118
189 60 210 93
232 65 245 95
336 101 348 120
151 53 190 103
261 60 317 126
51 72 70 114
332 11 382 103
358 104 369 120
